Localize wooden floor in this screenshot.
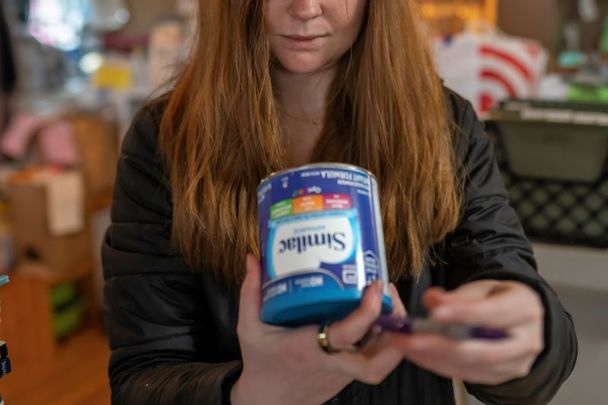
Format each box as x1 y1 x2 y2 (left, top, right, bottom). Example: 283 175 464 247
0 326 111 405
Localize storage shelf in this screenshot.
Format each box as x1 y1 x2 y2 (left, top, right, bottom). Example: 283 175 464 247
0 259 100 364
15 259 94 286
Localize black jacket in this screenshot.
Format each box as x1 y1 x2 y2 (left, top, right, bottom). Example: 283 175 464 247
0 3 16 94
102 91 577 404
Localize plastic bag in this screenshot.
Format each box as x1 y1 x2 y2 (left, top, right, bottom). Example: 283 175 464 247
434 23 548 116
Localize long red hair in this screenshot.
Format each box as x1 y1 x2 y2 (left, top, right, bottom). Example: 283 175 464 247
160 0 461 285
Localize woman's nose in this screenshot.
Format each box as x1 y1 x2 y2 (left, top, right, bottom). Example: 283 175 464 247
288 0 323 21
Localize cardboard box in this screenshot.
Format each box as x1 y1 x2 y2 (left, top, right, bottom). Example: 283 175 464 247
68 114 119 205
7 169 91 273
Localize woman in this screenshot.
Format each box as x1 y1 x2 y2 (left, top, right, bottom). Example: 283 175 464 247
103 1 577 404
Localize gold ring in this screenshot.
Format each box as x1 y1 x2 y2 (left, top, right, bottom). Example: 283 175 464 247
317 324 341 354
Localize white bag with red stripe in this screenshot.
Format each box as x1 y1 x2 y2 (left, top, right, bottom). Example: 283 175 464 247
433 26 548 116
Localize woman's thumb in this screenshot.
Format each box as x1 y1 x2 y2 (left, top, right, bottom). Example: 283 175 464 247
238 254 263 326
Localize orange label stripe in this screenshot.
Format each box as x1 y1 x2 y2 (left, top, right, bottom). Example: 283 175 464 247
293 195 324 213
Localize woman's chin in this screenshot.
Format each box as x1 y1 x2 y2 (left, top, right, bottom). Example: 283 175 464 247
274 56 334 76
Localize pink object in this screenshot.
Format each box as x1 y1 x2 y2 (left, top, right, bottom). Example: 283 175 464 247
1 114 44 159
38 121 79 166
324 194 352 210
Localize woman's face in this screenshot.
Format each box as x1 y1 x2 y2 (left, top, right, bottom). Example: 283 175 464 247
264 0 367 74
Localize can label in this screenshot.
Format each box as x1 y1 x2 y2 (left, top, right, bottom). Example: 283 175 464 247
269 211 358 278
258 164 390 325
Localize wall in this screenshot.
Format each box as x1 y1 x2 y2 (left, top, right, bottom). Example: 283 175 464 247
121 0 178 35
498 0 608 53
498 0 561 52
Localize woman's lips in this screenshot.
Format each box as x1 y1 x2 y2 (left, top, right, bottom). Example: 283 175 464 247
281 34 328 49
286 35 323 41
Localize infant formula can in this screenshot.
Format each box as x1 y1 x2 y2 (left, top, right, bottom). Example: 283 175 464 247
257 163 393 327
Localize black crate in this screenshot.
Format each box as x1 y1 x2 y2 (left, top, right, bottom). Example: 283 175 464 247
486 100 608 249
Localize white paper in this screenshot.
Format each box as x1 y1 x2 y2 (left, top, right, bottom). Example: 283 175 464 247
42 171 85 236
578 0 600 23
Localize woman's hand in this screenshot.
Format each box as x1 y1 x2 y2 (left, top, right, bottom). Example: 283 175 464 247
230 255 407 405
395 280 544 386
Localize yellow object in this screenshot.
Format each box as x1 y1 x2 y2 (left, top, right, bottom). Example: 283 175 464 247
92 64 132 90
419 0 498 34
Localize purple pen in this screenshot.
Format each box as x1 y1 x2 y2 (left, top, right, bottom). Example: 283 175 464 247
374 315 508 341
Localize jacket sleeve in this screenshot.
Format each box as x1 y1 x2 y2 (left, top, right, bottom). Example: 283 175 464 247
443 100 577 404
102 106 242 405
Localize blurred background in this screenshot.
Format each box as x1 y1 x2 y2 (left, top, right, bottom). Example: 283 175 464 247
0 0 606 404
